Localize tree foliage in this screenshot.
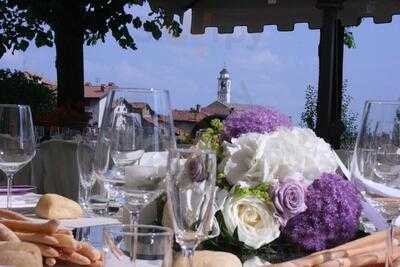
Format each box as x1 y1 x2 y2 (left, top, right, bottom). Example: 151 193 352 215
0 68 57 122
344 28 356 49
0 0 183 57
300 80 358 148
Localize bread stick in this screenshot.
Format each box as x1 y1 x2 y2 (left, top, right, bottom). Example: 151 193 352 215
0 222 19 241
79 242 101 261
0 208 30 221
56 228 73 236
34 243 60 257
45 257 57 266
16 232 59 246
53 233 81 250
0 219 60 234
59 251 91 265
88 259 104 267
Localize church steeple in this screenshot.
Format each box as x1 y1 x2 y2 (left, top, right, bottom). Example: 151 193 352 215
217 67 231 104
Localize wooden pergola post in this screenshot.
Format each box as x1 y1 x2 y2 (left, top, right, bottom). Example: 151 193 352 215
316 0 345 149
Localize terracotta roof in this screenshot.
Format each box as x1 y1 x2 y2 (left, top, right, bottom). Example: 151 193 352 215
84 83 117 98
172 110 208 122
201 106 231 116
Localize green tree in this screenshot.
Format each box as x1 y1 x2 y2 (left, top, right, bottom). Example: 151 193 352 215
300 80 358 148
0 68 57 122
0 1 183 110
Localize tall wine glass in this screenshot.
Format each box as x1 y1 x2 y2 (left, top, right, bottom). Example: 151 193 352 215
77 128 98 213
167 148 216 267
351 100 400 267
94 88 176 225
0 105 36 209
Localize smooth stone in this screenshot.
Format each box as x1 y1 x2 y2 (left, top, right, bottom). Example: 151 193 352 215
174 250 242 267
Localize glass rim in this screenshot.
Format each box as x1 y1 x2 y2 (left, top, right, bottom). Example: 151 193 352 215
365 100 400 105
110 88 170 95
103 224 173 237
0 104 31 109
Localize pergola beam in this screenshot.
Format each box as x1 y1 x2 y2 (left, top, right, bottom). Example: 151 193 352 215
316 0 345 148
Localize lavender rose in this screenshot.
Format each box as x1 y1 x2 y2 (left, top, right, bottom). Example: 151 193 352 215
272 176 307 226
186 157 205 182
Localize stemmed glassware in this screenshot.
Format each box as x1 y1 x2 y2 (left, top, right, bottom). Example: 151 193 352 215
0 104 36 209
167 148 216 267
94 88 176 225
351 100 400 267
77 128 99 213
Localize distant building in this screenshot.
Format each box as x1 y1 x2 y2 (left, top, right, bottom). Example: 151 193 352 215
84 82 117 126
28 67 251 134
217 68 231 104
173 67 254 138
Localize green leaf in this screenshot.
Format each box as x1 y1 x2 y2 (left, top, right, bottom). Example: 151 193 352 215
233 183 271 202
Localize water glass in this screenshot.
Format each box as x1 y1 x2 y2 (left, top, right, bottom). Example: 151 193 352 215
167 148 216 267
95 88 176 224
77 136 97 213
103 225 173 267
351 100 400 266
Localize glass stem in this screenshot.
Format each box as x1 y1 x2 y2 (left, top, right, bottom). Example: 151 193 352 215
6 173 14 209
84 186 90 208
129 206 141 264
129 205 141 227
387 222 395 267
183 247 195 267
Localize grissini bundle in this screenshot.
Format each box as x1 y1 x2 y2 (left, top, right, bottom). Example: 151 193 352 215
0 209 103 267
316 246 400 267
79 242 102 261
53 233 81 250
0 208 30 221
0 222 19 241
0 218 60 234
267 230 393 267
16 232 59 246
34 243 60 258
59 251 92 265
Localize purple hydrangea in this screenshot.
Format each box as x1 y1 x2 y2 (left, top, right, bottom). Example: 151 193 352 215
283 173 362 252
223 106 292 140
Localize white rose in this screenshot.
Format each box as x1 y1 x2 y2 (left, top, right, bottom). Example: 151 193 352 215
222 195 280 249
220 133 272 185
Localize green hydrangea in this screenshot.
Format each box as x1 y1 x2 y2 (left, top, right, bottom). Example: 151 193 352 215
233 183 271 202
198 118 224 162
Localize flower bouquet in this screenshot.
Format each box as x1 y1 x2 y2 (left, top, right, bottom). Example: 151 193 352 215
192 107 362 264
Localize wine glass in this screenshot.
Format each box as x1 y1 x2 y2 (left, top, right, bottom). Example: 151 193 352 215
167 148 216 267
0 104 36 209
94 88 176 225
351 100 400 267
77 128 98 213
103 225 173 267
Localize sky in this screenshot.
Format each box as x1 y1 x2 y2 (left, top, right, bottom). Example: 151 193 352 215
1 9 400 124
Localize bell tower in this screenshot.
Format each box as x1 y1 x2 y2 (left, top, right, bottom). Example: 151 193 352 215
217 67 231 104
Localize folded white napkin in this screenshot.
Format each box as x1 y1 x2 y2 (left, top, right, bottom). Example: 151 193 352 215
125 151 168 185
0 193 41 209
334 150 400 197
27 215 121 230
